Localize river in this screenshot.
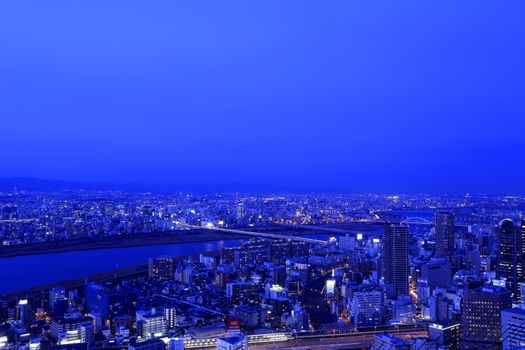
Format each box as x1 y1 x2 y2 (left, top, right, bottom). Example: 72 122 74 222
0 233 336 294
0 239 244 294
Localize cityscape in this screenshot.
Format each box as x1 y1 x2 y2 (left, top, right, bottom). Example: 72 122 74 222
1 190 525 349
1 0 525 349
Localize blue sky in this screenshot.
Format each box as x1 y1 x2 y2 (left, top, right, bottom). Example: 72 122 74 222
0 1 524 193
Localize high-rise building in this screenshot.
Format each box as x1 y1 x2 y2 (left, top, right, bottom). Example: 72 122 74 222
236 203 245 222
148 256 177 282
428 322 460 350
501 308 525 350
49 287 66 312
428 294 450 322
497 219 525 301
15 299 32 326
136 308 167 340
383 224 409 299
422 258 452 292
226 281 259 306
435 212 455 262
164 307 177 329
84 284 111 319
349 291 383 326
50 313 94 344
461 286 512 350
234 305 260 328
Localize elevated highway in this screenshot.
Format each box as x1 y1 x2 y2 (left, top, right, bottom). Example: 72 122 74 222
179 224 328 245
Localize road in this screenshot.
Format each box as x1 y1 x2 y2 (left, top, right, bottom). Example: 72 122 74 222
181 224 328 244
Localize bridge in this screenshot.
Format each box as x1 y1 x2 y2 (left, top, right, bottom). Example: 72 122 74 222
178 223 328 245
400 217 433 225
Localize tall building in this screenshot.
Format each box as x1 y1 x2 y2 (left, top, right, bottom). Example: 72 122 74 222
226 281 259 306
383 224 409 299
461 286 512 350
136 309 167 340
435 212 455 262
148 256 177 282
428 322 460 350
84 284 111 319
497 219 525 301
236 202 245 222
421 258 452 292
50 313 94 344
49 287 66 311
349 291 383 326
501 308 525 350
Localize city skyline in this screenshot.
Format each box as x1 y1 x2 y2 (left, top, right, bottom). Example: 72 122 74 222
2 1 525 349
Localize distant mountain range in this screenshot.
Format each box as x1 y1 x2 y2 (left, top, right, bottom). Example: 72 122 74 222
0 177 148 192
0 177 340 194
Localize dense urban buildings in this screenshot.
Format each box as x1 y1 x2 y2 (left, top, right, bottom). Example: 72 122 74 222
0 191 524 349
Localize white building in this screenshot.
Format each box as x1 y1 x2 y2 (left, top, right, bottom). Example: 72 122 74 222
136 308 167 340
349 291 383 326
216 334 248 350
371 334 409 350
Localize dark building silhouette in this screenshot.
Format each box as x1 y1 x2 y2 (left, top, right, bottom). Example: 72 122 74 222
383 223 409 299
148 256 177 282
497 219 525 302
435 211 455 263
461 286 512 350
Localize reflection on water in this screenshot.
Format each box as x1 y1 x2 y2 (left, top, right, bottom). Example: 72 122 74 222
0 240 243 294
0 233 333 294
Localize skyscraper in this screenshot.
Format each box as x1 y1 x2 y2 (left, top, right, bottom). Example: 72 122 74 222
497 219 525 301
148 256 177 282
435 212 455 263
349 291 383 326
421 258 453 293
501 308 525 350
461 286 512 350
383 224 409 299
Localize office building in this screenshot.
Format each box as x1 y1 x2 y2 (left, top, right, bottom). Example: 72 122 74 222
497 219 525 301
49 288 66 312
435 212 456 263
148 256 177 281
461 286 512 349
349 291 383 327
502 308 525 350
428 322 460 350
383 224 409 298
226 281 259 306
422 258 452 292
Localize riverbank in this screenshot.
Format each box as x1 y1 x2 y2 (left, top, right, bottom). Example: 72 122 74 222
1 248 222 300
1 264 148 299
0 230 245 258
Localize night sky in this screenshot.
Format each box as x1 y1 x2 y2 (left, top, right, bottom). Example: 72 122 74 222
1 1 524 193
